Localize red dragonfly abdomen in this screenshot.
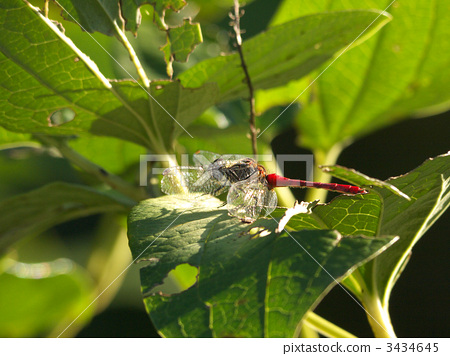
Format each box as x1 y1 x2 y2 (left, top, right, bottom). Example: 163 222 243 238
266 174 367 195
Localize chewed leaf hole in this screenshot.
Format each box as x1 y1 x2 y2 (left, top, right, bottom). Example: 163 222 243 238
149 263 198 295
246 226 271 239
48 108 75 126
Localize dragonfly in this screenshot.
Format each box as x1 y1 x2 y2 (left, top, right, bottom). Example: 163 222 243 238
161 151 367 222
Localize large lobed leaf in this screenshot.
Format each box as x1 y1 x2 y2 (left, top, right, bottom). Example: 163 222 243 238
0 1 217 151
178 9 391 104
128 152 449 337
128 194 395 337
257 0 450 151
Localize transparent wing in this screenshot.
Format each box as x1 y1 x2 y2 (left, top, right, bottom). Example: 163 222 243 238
193 151 252 167
226 180 278 222
193 151 222 166
161 166 227 195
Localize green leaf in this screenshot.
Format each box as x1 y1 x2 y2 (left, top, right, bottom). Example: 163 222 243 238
320 165 411 200
163 18 202 62
55 0 187 36
0 182 130 254
122 0 187 34
0 2 217 151
91 80 218 148
67 135 146 175
178 125 263 157
284 192 383 238
0 258 94 337
0 126 31 146
178 10 391 103
360 152 450 305
260 0 450 151
161 18 202 76
55 0 122 37
127 194 395 337
285 153 450 304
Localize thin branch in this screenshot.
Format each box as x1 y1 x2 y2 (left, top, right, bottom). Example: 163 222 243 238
44 0 49 17
231 0 258 156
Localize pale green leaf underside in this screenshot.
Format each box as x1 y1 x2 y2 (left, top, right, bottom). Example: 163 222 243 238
259 0 450 150
128 194 394 337
178 9 391 104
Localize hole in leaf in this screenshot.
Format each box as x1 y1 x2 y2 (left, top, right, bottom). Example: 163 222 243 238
246 226 271 239
48 108 75 126
149 263 198 295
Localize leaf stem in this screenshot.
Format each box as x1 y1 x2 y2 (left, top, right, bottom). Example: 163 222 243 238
303 312 357 338
363 295 397 338
112 21 171 152
342 270 365 299
38 135 146 202
113 22 150 88
298 324 320 338
232 0 258 156
44 0 49 17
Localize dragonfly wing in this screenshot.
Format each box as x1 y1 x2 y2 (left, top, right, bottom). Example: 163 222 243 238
193 151 222 167
227 180 278 221
193 151 253 167
262 189 277 217
161 166 225 195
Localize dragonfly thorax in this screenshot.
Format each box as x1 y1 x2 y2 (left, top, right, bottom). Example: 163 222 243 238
212 157 261 184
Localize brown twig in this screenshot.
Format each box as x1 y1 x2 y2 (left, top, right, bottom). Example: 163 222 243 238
231 0 258 156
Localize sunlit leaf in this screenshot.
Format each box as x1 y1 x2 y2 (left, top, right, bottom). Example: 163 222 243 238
0 2 217 150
